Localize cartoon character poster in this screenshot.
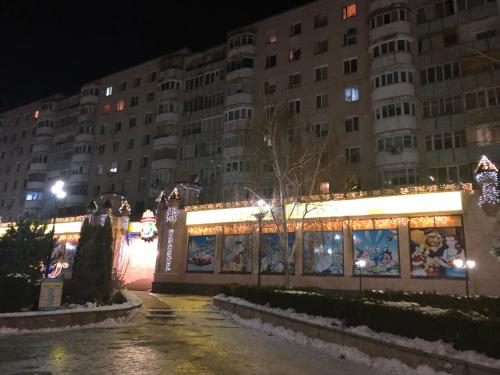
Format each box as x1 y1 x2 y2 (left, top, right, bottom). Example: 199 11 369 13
303 231 343 275
221 234 252 273
260 233 295 274
352 229 400 276
409 227 466 278
187 235 216 272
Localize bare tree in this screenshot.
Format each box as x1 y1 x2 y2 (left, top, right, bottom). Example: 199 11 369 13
247 91 341 288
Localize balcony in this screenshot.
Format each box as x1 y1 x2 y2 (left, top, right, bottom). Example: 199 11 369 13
369 0 409 15
24 200 44 210
227 44 255 59
226 68 254 82
26 181 45 190
66 194 87 205
29 162 48 172
375 149 419 168
69 173 90 183
374 116 417 134
369 22 411 43
159 90 181 101
153 135 178 149
225 92 254 107
32 143 50 153
72 153 92 163
371 52 413 72
223 119 251 134
222 146 247 158
151 158 176 170
156 112 180 124
80 95 99 105
371 82 415 103
75 133 94 143
35 127 54 137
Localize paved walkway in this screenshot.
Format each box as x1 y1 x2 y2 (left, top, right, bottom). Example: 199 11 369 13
0 292 396 375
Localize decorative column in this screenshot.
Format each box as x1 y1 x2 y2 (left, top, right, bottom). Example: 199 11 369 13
474 155 499 207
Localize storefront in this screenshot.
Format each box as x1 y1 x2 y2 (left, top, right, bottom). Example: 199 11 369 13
152 186 500 296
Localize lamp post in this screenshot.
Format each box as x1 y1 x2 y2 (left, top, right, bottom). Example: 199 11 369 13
45 180 66 278
354 259 367 295
452 258 476 299
253 199 270 287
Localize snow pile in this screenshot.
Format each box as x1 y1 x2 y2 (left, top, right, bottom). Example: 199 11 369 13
215 295 500 370
0 307 143 336
217 306 445 375
273 289 322 296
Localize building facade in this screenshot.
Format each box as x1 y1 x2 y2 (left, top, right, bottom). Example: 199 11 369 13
1 0 500 221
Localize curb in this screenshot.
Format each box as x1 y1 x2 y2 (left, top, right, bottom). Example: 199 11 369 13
0 291 143 331
214 297 500 375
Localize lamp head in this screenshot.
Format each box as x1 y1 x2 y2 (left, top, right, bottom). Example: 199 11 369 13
51 180 66 199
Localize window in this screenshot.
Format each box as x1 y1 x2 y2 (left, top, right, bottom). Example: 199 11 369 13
310 122 328 137
146 92 155 102
315 94 328 109
112 141 120 151
435 0 455 18
116 100 125 111
119 81 127 91
114 121 122 133
373 39 411 58
128 117 137 128
125 159 132 171
289 99 301 113
267 34 278 44
288 48 301 62
109 162 118 174
140 156 149 168
105 86 113 96
148 72 157 82
98 144 106 154
425 130 467 151
264 81 277 95
344 58 358 74
345 146 360 162
265 55 277 69
315 65 328 81
344 86 359 102
314 14 328 28
130 96 139 107
144 112 154 124
103 104 111 113
133 77 141 87
416 8 426 24
342 4 356 20
127 138 134 149
289 22 302 36
345 116 359 132
142 134 151 145
288 73 301 88
344 28 357 46
314 39 328 54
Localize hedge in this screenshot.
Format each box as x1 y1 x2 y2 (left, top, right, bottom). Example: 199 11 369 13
221 284 500 359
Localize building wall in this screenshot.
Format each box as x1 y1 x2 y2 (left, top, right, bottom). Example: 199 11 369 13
1 0 500 221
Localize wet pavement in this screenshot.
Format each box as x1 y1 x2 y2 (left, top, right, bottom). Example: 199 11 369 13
0 292 392 375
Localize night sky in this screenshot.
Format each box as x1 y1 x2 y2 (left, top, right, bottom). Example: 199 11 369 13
0 0 312 112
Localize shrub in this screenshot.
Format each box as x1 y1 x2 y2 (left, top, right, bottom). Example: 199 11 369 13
0 275 39 313
221 284 500 359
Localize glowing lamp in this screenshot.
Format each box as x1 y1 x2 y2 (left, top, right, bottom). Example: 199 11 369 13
355 259 367 268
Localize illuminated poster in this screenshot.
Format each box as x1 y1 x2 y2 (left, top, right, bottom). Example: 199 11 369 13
409 227 466 278
221 234 252 273
187 235 216 272
303 231 343 275
352 229 400 276
140 210 157 242
260 233 295 274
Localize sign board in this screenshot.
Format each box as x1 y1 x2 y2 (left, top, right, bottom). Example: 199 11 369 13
38 278 64 311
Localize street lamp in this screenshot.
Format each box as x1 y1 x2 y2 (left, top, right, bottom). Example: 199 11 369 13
452 258 476 299
45 180 66 278
355 259 367 294
253 199 270 287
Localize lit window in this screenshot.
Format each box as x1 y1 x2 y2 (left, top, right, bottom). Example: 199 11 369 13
34 110 40 119
344 86 359 102
103 104 111 113
342 4 357 20
105 86 113 96
26 192 42 201
116 100 125 111
109 162 118 174
268 34 278 44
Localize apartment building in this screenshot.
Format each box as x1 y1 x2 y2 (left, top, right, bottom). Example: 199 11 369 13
1 0 499 221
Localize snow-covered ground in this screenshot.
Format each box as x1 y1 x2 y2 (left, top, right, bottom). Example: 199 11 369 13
214 294 500 371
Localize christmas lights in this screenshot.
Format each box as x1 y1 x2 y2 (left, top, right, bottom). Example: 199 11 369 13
474 155 499 207
165 228 174 271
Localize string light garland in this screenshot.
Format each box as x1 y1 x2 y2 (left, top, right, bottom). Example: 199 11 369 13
474 155 499 207
165 228 174 271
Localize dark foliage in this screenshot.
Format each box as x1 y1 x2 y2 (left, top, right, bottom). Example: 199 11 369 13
221 284 500 359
